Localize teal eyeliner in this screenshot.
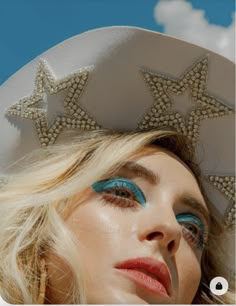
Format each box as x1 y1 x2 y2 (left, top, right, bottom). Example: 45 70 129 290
176 213 206 250
92 178 146 206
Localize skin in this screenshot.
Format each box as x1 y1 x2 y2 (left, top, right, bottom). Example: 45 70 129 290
46 146 209 304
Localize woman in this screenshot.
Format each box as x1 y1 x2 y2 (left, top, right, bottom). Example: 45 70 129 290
0 27 235 304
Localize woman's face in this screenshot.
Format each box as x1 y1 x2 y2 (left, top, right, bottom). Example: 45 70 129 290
46 146 209 304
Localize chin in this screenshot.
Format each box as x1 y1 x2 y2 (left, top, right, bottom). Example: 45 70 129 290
87 291 149 304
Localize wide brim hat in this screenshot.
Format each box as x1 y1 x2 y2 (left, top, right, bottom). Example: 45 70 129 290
0 27 235 229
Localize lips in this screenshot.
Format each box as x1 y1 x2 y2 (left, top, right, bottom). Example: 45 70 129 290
116 257 171 297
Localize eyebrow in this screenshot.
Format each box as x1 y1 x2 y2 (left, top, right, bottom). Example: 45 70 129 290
117 161 159 184
180 195 210 225
116 161 209 225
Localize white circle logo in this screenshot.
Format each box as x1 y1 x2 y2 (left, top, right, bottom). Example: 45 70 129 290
210 277 229 296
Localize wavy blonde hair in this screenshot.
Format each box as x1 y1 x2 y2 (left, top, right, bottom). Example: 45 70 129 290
0 129 235 304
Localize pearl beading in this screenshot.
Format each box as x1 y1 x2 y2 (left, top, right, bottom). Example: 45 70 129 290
138 56 234 150
5 57 235 226
208 175 235 226
7 59 100 147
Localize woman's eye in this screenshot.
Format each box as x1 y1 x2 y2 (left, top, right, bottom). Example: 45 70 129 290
184 223 198 235
109 189 132 199
176 213 207 251
92 178 146 208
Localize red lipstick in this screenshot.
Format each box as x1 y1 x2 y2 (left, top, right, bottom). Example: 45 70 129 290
116 257 171 298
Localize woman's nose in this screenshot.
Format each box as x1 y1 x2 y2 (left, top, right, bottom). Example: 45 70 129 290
138 209 182 256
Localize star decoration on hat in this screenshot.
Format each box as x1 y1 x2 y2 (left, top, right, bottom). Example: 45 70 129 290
138 56 234 150
138 55 235 225
208 175 235 227
6 59 100 147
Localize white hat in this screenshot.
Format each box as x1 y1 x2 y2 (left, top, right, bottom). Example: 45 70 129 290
0 26 235 228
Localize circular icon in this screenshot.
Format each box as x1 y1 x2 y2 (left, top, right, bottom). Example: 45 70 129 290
210 277 229 296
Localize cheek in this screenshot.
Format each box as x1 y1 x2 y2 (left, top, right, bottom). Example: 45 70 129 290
65 201 134 303
65 200 130 266
176 244 202 303
46 201 131 303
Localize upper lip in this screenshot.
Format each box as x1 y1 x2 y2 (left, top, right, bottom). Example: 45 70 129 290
116 256 172 296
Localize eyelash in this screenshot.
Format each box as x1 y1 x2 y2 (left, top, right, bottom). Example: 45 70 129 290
176 214 208 251
101 193 140 211
92 178 146 209
92 178 208 250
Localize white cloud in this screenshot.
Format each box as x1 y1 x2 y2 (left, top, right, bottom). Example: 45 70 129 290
154 0 235 61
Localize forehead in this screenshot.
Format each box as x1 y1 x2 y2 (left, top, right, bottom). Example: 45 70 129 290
130 145 191 172
126 146 208 211
128 145 202 192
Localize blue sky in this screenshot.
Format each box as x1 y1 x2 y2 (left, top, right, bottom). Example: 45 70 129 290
0 0 235 84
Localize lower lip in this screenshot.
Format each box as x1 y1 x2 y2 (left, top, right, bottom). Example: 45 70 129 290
117 268 169 298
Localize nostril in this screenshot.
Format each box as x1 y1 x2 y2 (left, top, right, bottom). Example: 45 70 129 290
168 240 175 253
147 232 164 241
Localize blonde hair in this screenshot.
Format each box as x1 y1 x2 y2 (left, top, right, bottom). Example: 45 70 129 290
0 129 235 304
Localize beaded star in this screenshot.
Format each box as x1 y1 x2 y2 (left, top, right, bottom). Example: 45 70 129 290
7 59 100 147
138 56 234 149
138 55 235 225
208 175 235 227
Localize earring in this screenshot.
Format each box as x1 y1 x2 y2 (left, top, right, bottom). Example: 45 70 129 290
37 258 47 304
